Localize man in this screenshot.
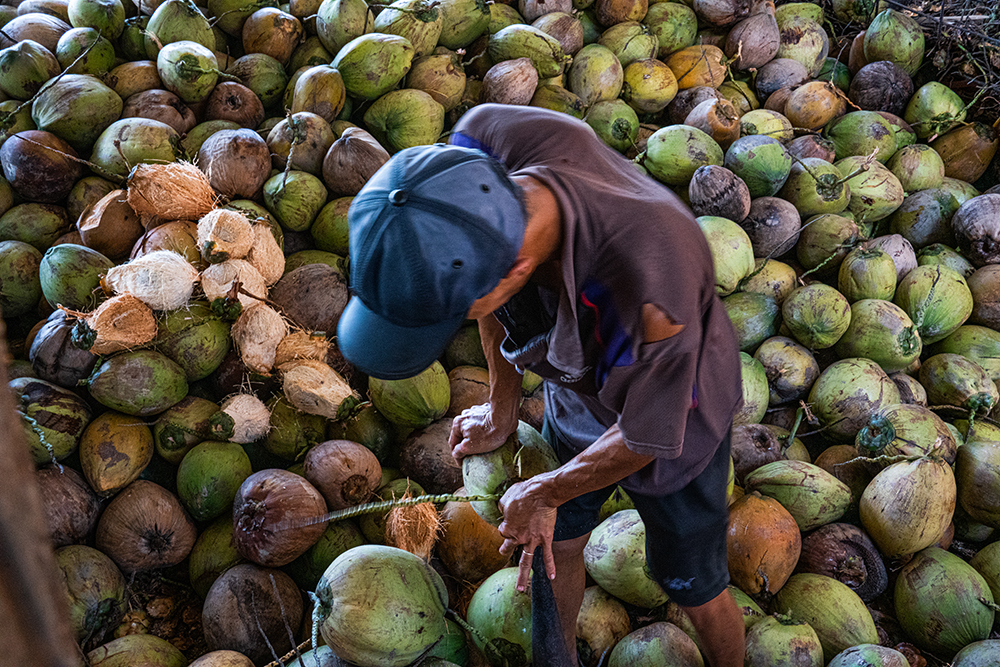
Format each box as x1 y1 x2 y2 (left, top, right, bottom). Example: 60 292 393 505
337 104 745 666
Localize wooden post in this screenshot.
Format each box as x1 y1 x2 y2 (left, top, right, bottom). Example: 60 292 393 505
0 317 82 667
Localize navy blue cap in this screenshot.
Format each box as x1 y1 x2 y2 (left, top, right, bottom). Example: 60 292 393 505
337 144 526 380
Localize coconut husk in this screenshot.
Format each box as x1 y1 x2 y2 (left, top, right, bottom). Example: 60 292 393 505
386 501 441 562
278 358 358 420
481 57 539 106
197 208 254 264
200 259 268 310
231 302 289 374
126 162 217 229
66 294 158 355
217 393 271 444
104 249 200 311
204 82 266 129
121 89 198 135
269 264 349 333
274 330 330 367
320 127 391 197
246 223 285 286
78 189 145 262
131 220 205 269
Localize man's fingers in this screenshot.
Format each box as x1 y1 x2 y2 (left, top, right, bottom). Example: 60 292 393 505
498 536 517 558
515 548 534 592
542 545 557 581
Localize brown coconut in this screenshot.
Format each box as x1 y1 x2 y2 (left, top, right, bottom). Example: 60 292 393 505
694 0 750 27
303 439 382 510
595 0 647 26
787 134 837 162
399 418 464 494
447 365 490 417
784 80 847 130
72 294 158 355
267 111 336 176
727 491 801 596
520 0 571 22
684 97 741 149
278 358 358 420
198 129 272 201
666 86 724 125
385 501 441 561
197 208 254 265
741 196 802 257
931 122 1000 184
688 165 752 220
231 302 289 374
77 189 145 261
731 423 786 484
848 31 869 74
725 8 780 70
482 57 538 106
204 82 266 129
242 8 304 67
274 330 329 366
269 263 349 333
969 264 1000 330
438 487 510 583
126 162 216 227
36 465 100 547
532 11 584 56
763 85 793 112
104 250 200 311
754 58 809 100
131 220 204 269
848 60 914 116
217 393 271 444
245 223 284 286
200 258 268 310
121 89 197 135
321 127 391 197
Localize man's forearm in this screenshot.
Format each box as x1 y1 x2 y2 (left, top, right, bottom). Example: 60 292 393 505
478 314 522 430
531 424 655 507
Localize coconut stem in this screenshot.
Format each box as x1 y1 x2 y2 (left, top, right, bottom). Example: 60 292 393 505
2 37 101 128
274 493 501 530
446 608 491 647
833 146 881 186
782 406 804 452
980 597 1000 613
8 133 127 186
262 638 313 667
18 412 63 471
175 60 240 83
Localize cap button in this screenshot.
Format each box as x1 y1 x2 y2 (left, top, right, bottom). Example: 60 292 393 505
388 189 408 206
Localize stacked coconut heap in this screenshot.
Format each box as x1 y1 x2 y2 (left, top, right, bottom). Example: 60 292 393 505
3 0 1000 662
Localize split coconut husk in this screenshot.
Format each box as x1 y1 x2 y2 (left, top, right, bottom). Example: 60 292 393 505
197 208 254 264
245 223 284 286
481 57 539 106
215 393 271 444
77 189 145 261
130 220 204 269
321 127 391 197
126 162 216 228
274 330 330 366
231 302 289 374
63 294 157 355
103 249 200 311
278 358 359 420
200 258 268 309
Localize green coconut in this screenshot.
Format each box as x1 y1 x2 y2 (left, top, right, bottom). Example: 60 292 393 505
30 74 121 154
642 1 697 59
740 259 797 305
620 58 678 114
744 460 852 531
0 239 43 317
863 9 924 76
856 402 958 463
723 292 780 353
933 325 1000 381
262 171 327 232
407 52 466 112
188 516 245 599
11 376 92 464
436 0 489 50
363 89 445 153
920 353 998 415
740 109 794 143
314 545 448 667
155 303 230 382
585 99 638 154
55 27 115 76
90 118 181 179
68 0 126 39
834 299 921 373
894 264 972 344
331 34 414 101
598 21 657 69
904 81 966 140
488 24 569 79
583 509 669 608
38 243 113 311
156 40 218 104
753 336 820 405
956 439 1000 529
152 395 221 464
117 16 149 60
838 247 897 303
489 3 523 34
608 622 704 667
828 644 911 667
795 213 860 278
0 100 37 149
887 144 945 192
566 43 623 106
735 351 768 426
144 0 215 56
952 641 1000 667
177 441 253 521
88 350 189 416
284 518 366 590
772 573 878 662
369 361 450 429
287 37 333 73
808 357 901 442
744 615 823 667
835 156 905 224
782 284 852 350
777 157 850 217
644 125 723 186
373 0 442 58
0 39 60 100
55 544 125 644
895 547 994 656
87 635 187 667
695 215 754 296
826 111 897 163
724 134 792 198
226 54 288 110
888 188 960 249
263 395 327 461
530 84 586 119
465 567 533 665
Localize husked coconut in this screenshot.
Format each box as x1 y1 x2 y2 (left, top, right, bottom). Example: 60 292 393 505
197 209 255 264
279 358 358 420
274 330 330 367
104 249 200 311
200 259 268 309
231 302 289 374
216 393 271 444
126 162 216 227
246 223 284 286
66 294 158 355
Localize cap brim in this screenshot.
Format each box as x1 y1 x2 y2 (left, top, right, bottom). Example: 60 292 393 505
336 295 466 380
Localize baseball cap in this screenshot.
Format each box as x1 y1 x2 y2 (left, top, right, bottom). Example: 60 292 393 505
337 143 526 380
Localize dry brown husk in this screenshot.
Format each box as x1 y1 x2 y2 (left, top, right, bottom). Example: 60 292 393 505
126 162 216 228
446 365 490 417
595 0 647 27
197 209 254 264
684 97 741 149
930 122 999 184
245 223 284 286
241 7 303 66
667 86 725 124
787 134 837 162
278 358 358 420
764 85 793 112
784 80 847 130
321 127 391 197
108 61 162 101
78 189 145 262
688 164 752 220
532 11 583 56
231 302 288 374
273 330 330 367
104 250 200 311
438 487 509 582
481 57 539 105
67 294 157 354
121 89 197 135
303 439 382 510
385 501 440 561
848 31 869 74
399 419 464 494
217 393 271 444
269 264 348 333
198 129 272 201
694 0 750 27
725 7 779 70
199 259 268 309
727 491 801 596
204 82 266 129
36 465 100 548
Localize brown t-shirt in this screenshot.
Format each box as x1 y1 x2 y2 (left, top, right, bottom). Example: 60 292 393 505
450 105 743 495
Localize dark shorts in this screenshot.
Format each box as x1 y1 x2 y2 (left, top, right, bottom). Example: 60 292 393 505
546 419 731 608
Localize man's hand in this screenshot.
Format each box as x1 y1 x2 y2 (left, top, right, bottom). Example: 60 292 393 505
449 404 517 461
497 477 559 592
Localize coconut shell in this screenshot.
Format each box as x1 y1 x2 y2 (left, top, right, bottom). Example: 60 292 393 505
198 129 272 201
121 89 197 135
77 189 145 262
245 223 284 286
36 465 100 547
796 523 887 602
126 162 216 228
304 439 382 510
200 258 268 310
321 127 390 197
231 302 288 374
104 249 200 311
269 263 349 333
279 358 358 420
731 423 786 484
688 164 752 220
204 81 266 129
217 393 271 444
727 491 801 595
481 57 539 105
197 209 254 265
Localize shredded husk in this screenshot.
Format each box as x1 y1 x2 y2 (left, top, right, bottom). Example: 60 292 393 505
103 250 200 311
274 331 330 367
246 223 285 286
126 162 217 228
218 393 271 444
278 358 358 420
197 208 255 264
200 259 268 309
231 302 289 374
385 501 441 562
